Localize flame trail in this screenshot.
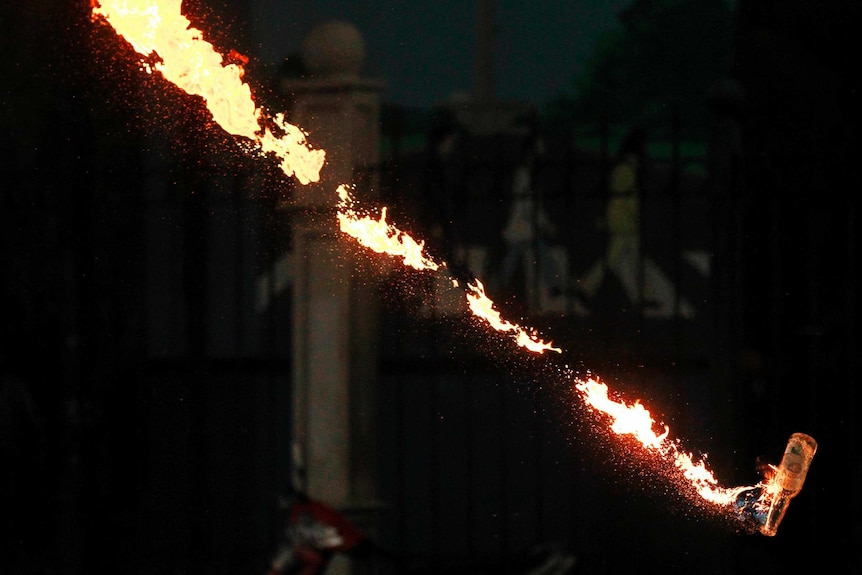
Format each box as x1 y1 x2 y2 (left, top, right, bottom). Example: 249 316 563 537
93 0 768 524
465 280 561 354
336 185 441 271
574 378 758 505
91 0 325 184
336 186 561 353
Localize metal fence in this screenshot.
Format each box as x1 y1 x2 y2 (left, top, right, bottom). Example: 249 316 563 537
365 110 744 573
3 99 856 574
367 108 858 573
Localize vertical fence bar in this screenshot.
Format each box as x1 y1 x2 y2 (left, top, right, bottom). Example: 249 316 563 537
464 377 476 569
429 373 441 572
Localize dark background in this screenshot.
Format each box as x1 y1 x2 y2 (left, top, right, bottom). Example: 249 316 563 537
1 1 859 574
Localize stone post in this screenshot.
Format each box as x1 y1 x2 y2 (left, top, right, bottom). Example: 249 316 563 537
281 20 384 575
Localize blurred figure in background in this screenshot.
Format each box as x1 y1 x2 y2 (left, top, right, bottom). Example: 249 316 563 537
576 127 693 317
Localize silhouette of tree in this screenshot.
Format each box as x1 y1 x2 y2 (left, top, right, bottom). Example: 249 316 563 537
569 0 734 137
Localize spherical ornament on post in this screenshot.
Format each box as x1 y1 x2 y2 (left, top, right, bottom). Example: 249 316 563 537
300 20 365 79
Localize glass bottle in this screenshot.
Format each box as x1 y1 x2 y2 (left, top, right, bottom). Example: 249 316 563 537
760 432 818 536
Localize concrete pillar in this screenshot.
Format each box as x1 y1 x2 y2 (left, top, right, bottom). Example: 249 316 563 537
281 20 384 575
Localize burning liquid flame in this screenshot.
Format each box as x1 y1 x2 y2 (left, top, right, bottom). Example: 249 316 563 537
91 0 325 184
336 187 561 354
575 378 757 505
466 280 561 354
336 185 441 271
92 0 797 530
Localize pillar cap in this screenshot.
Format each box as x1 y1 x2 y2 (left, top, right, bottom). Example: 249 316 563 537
301 20 365 78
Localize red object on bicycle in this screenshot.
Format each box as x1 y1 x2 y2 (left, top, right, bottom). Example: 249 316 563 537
269 491 370 575
289 497 368 553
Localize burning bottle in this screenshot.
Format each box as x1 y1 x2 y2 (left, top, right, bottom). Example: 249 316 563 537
736 432 817 536
760 432 818 535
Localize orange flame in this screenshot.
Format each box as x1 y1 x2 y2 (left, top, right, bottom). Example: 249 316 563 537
465 280 561 354
91 0 325 184
336 186 560 354
336 185 442 271
575 377 756 505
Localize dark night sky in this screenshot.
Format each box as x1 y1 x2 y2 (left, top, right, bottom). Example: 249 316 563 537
250 0 632 107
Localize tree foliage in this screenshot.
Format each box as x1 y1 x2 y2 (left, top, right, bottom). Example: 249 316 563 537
569 0 734 137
